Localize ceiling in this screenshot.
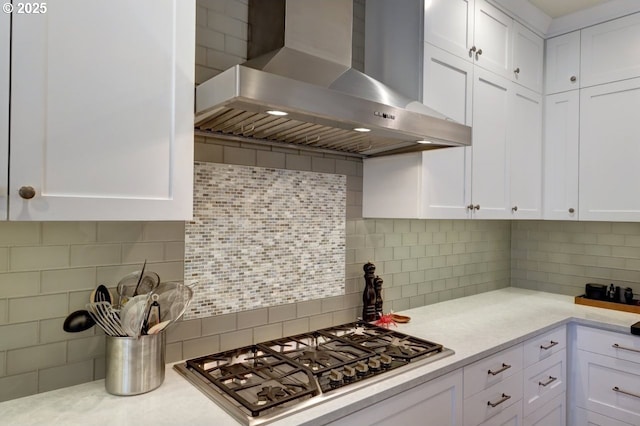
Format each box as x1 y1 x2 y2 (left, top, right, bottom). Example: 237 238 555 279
528 0 612 18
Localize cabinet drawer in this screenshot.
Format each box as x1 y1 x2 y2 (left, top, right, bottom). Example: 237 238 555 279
464 344 523 398
524 392 565 426
464 371 523 426
574 407 633 426
523 350 566 417
575 350 640 425
477 398 522 426
576 326 640 363
523 326 566 367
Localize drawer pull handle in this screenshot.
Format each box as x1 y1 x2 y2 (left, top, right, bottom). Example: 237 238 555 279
487 393 511 408
613 386 640 399
488 363 511 376
540 341 558 350
539 376 557 387
612 343 640 354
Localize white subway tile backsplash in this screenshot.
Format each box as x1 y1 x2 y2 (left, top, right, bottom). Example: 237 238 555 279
0 372 37 402
0 299 6 324
142 222 185 242
0 272 39 298
10 246 69 271
183 335 220 359
220 329 252 351
70 244 120 267
67 336 105 363
39 318 94 344
42 222 96 245
0 323 38 351
9 294 68 323
38 360 93 393
7 342 66 375
202 313 236 336
121 242 164 264
254 323 282 343
0 222 40 246
97 222 143 243
41 268 95 294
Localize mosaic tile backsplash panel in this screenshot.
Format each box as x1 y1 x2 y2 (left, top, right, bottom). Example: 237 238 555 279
185 162 346 318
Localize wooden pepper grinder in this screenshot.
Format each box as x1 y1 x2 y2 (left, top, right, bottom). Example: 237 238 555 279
374 276 384 319
362 262 377 321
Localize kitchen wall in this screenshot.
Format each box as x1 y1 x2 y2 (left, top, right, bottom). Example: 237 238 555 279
511 221 640 297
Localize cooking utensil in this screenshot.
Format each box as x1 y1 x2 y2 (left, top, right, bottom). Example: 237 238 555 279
86 301 127 337
90 284 113 304
63 310 96 333
153 282 193 326
120 294 151 337
116 270 159 307
134 259 147 296
147 320 170 335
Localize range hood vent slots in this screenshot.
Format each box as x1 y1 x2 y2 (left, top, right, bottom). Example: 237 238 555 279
194 0 471 157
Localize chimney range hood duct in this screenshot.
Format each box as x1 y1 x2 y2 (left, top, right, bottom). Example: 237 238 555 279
194 0 471 157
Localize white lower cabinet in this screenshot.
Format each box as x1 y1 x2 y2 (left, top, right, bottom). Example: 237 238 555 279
573 325 640 426
523 350 566 417
574 407 633 426
464 372 524 426
478 400 523 426
524 393 566 426
329 369 463 426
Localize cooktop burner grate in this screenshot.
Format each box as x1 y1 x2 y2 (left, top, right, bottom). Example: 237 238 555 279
175 321 454 425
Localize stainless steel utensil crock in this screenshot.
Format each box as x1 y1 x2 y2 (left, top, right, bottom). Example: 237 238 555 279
105 333 166 396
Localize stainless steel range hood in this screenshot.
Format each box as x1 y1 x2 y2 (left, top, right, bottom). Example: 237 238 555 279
195 0 471 157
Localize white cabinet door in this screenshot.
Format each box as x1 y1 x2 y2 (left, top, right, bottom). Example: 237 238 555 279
509 85 542 219
544 31 580 95
543 91 579 220
9 0 195 221
363 154 422 219
422 44 473 219
581 12 640 88
478 401 523 426
0 10 8 221
329 370 463 426
579 77 640 221
423 44 474 126
474 0 513 79
575 350 640 425
424 0 475 63
471 68 511 219
511 21 543 93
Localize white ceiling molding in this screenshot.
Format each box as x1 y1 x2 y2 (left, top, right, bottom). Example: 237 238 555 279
492 0 640 38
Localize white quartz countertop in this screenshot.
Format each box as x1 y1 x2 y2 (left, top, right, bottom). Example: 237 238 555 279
2 288 639 425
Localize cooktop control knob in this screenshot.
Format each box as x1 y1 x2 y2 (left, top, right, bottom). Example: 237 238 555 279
368 357 381 371
380 353 393 368
328 369 344 386
355 361 369 376
343 365 356 381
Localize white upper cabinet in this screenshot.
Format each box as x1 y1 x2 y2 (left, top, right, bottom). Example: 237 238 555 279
0 11 9 221
579 77 640 221
581 12 640 88
473 0 513 79
545 31 580 95
424 0 475 62
509 85 542 219
543 91 579 221
8 0 195 221
471 68 511 219
512 21 544 93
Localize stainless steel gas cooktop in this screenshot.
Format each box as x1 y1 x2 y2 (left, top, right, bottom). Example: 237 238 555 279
174 321 454 425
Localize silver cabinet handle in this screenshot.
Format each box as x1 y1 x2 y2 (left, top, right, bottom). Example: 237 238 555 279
18 186 36 199
475 48 483 60
612 343 640 354
570 76 577 82
540 341 558 350
539 376 557 387
467 204 475 211
613 387 640 399
469 46 477 57
514 67 520 74
474 204 480 211
488 363 511 376
487 393 511 408
568 208 575 213
512 206 518 212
